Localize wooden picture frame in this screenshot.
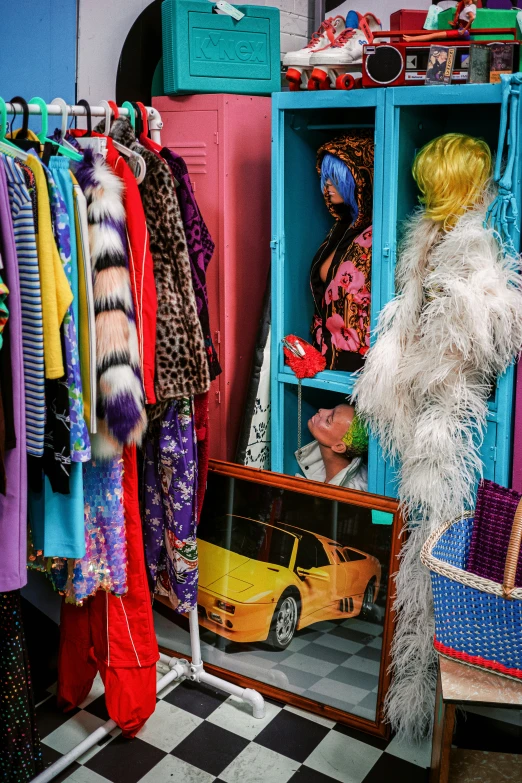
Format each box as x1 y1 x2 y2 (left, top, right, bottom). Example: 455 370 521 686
155 459 403 739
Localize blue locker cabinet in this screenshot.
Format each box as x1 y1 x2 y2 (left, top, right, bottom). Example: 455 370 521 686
271 85 522 497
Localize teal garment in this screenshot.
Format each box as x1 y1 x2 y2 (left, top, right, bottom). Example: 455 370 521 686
29 159 86 561
49 158 79 324
29 466 85 559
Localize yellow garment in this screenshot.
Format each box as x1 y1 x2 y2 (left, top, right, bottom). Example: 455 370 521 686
71 172 96 433
24 151 73 379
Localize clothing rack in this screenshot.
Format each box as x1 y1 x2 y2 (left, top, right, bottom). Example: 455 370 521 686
33 611 265 783
18 102 265 783
4 101 164 143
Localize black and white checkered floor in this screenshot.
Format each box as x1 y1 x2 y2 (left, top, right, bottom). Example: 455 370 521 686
36 672 432 783
154 611 385 721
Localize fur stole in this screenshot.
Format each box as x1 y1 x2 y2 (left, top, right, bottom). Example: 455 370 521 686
75 150 147 459
353 194 522 739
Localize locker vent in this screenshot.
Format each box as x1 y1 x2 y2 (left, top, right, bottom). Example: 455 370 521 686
171 142 208 175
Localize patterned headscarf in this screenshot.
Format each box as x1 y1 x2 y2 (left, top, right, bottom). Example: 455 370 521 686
316 130 374 230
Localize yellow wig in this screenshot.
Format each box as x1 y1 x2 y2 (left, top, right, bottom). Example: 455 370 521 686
412 133 492 230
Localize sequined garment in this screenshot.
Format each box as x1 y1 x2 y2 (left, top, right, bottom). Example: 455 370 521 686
143 399 199 612
0 591 43 782
51 458 128 604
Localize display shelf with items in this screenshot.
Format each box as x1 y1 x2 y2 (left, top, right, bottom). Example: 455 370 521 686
271 84 522 499
270 89 386 490
282 383 356 479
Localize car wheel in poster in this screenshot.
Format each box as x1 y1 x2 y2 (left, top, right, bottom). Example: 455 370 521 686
267 590 300 650
361 578 376 620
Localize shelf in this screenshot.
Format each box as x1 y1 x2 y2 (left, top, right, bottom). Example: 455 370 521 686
390 83 502 106
272 90 383 111
277 367 355 394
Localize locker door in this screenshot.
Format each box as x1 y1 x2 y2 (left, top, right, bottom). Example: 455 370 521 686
160 109 223 454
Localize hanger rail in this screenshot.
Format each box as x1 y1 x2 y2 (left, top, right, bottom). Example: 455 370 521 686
3 102 163 143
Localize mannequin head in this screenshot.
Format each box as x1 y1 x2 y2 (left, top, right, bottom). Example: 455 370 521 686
412 133 492 230
320 153 359 225
308 403 368 459
316 132 374 228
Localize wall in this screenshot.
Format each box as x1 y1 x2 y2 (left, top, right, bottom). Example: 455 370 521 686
241 0 315 58
0 0 77 104
77 0 314 104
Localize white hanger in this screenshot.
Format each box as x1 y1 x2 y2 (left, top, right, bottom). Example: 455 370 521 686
50 97 80 156
99 100 146 185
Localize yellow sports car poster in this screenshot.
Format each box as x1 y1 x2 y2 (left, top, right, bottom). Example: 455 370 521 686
155 462 401 732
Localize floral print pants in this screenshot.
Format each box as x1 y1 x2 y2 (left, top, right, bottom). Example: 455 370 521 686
143 399 198 613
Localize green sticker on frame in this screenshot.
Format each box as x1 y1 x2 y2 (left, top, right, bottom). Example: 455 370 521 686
371 509 393 526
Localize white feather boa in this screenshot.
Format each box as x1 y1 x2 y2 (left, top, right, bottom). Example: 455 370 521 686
353 194 522 740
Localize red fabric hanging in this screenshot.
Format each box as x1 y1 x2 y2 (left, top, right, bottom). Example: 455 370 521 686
194 392 210 522
57 446 158 737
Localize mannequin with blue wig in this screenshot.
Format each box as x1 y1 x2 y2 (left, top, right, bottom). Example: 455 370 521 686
310 131 374 372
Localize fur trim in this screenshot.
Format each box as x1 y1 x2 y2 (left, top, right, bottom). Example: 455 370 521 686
353 193 522 740
76 149 147 458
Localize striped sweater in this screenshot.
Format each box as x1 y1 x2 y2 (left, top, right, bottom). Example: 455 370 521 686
75 150 146 459
3 155 45 457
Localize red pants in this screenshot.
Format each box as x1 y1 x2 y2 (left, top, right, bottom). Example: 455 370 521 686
57 446 159 737
195 392 209 522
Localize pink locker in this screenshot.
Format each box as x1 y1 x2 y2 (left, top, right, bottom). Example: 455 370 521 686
153 94 271 461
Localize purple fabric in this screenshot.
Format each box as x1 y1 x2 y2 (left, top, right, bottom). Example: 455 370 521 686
0 156 27 591
467 479 522 587
160 148 221 381
143 399 199 613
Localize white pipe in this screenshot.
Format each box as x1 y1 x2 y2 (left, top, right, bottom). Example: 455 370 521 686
189 608 203 667
4 102 157 119
4 102 162 143
32 662 182 783
197 671 266 719
148 107 163 144
32 723 118 783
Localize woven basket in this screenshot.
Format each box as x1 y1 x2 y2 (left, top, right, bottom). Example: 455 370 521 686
420 502 522 681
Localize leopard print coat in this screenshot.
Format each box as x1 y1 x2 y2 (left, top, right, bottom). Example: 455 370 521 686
106 118 210 401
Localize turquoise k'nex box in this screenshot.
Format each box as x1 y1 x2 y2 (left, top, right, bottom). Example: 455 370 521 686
162 0 281 95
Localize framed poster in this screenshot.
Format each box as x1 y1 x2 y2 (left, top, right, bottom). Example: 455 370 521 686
154 459 402 738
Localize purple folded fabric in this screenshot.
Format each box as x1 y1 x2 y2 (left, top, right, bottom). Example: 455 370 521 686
467 479 522 587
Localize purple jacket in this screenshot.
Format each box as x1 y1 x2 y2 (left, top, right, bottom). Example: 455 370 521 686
160 148 222 381
0 156 27 591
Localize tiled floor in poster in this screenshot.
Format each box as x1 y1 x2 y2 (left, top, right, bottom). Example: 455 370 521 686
154 609 384 721
36 672 432 783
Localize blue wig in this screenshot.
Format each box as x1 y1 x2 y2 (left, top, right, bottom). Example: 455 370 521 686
320 153 359 225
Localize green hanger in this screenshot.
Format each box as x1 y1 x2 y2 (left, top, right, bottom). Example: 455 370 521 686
122 101 136 132
29 96 82 162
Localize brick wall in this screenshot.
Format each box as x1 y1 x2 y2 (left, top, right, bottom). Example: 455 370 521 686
239 0 315 56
